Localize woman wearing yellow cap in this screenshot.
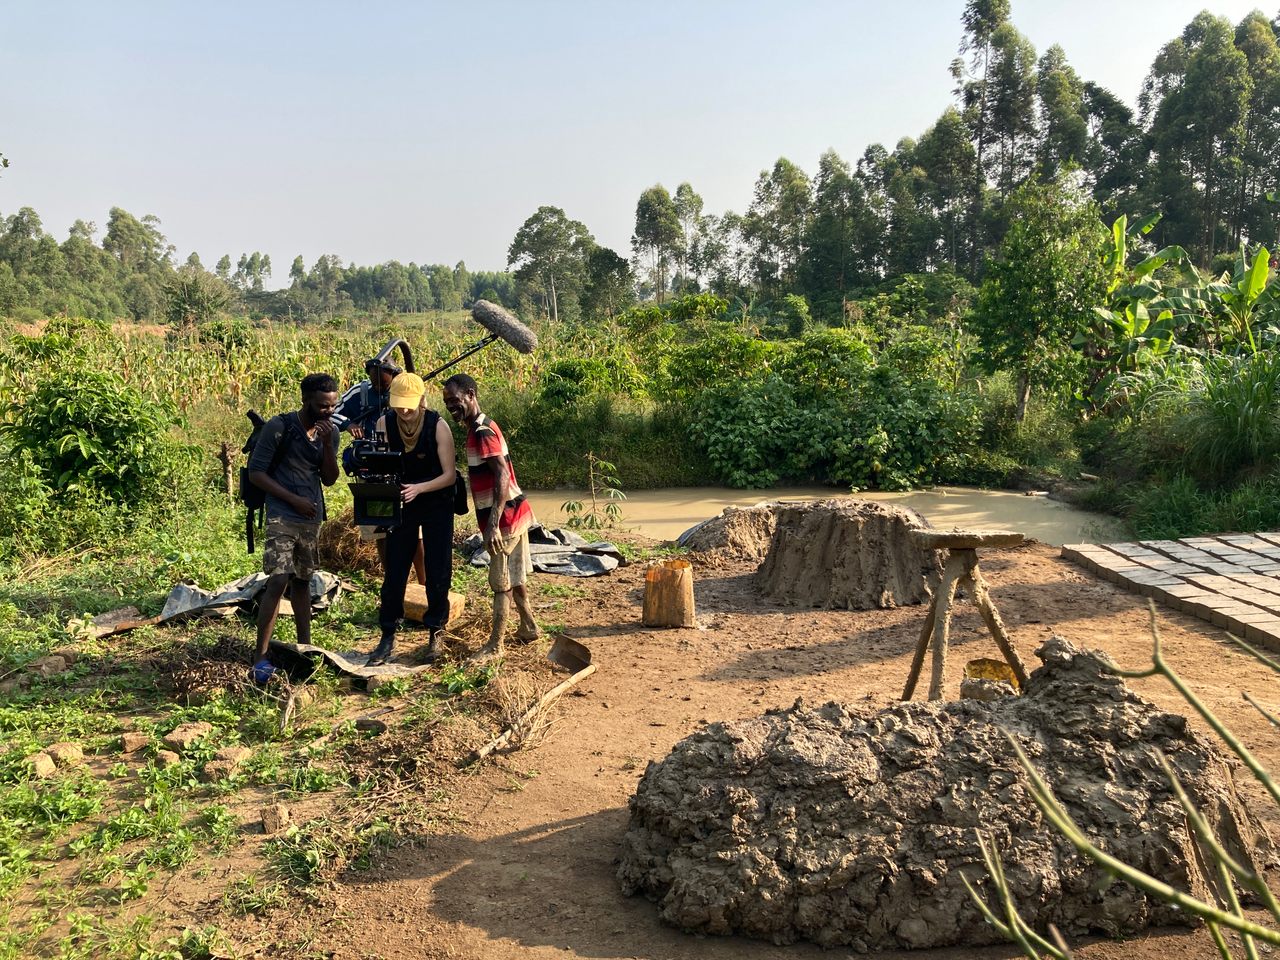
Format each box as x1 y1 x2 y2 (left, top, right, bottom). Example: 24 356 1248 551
368 372 456 664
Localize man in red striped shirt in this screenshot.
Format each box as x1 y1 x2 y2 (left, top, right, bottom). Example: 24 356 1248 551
443 373 539 658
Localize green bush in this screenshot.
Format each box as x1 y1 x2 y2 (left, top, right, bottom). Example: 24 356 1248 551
1 368 187 505
691 363 983 490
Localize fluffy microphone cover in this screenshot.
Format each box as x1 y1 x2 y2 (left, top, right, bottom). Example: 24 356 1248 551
471 300 538 354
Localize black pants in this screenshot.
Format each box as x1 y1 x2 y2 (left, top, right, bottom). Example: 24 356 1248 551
379 498 453 631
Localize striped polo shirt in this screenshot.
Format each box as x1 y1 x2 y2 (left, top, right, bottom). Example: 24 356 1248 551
465 414 534 539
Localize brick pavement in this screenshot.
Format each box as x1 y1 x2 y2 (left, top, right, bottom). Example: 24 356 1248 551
1061 534 1280 649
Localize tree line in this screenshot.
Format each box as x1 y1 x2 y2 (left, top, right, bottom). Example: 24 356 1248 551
2 3 1279 329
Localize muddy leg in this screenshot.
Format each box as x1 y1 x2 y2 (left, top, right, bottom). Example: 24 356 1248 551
513 585 539 642
901 595 939 701
927 558 962 701
481 589 510 657
970 566 1030 688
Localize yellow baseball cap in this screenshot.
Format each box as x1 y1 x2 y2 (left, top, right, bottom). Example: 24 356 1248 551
389 372 426 409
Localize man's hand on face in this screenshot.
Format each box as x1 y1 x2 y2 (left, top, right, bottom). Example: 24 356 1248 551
314 419 336 446
291 495 318 520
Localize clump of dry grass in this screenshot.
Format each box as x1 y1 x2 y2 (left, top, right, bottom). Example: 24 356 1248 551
491 671 557 752
317 507 381 577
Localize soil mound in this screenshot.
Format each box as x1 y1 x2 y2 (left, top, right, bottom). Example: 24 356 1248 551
677 503 779 560
317 507 381 577
618 637 1269 950
756 498 938 609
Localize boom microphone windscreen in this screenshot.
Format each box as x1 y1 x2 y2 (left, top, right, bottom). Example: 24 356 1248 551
471 300 538 354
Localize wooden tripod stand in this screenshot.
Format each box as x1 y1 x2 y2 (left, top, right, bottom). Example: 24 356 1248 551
901 529 1030 701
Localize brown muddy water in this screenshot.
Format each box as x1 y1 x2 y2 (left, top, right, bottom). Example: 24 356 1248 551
523 486 1123 547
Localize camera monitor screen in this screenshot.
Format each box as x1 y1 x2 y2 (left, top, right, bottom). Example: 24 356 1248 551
348 481 402 528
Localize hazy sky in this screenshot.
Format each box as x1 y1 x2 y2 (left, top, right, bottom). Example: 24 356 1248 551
1 1 1270 276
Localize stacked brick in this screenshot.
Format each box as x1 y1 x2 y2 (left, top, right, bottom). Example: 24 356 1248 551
1061 534 1280 648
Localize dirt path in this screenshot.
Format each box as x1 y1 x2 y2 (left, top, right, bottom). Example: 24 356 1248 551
315 544 1280 959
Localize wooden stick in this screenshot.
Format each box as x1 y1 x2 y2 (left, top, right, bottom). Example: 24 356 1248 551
970 566 1030 688
927 556 963 701
218 441 235 499
901 593 939 700
461 664 598 766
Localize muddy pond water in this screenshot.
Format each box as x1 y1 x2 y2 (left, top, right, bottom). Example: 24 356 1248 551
522 485 1123 547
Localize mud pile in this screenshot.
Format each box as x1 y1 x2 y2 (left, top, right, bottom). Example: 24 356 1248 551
618 638 1269 950
756 499 938 609
677 504 779 560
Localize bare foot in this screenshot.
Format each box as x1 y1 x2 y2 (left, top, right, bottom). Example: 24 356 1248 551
469 641 504 665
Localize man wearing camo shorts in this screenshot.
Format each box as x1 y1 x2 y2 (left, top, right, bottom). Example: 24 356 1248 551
246 373 340 683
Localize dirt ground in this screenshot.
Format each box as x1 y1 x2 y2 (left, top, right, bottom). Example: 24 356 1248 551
263 542 1280 959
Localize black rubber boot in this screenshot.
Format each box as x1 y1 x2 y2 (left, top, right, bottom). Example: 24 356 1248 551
367 628 396 666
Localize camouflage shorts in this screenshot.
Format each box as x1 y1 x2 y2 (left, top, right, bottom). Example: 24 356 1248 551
262 517 320 580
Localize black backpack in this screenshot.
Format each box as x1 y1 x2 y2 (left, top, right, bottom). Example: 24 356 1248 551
239 411 295 553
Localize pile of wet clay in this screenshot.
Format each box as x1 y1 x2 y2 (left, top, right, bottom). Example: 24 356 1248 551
756 498 940 609
676 503 780 561
618 637 1269 950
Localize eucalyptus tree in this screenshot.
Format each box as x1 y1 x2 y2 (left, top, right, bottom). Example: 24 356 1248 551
1036 45 1088 178
508 205 594 323
915 108 977 271
1230 10 1280 249
799 149 875 321
952 0 1011 274
743 158 811 294
632 185 682 303
673 182 704 291
1144 12 1251 261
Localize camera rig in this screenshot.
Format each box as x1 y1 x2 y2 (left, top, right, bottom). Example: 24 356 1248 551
344 305 537 529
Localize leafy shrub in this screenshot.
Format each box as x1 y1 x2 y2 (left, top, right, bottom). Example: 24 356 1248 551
691 363 983 490
535 352 648 406
0 368 186 505
663 325 780 400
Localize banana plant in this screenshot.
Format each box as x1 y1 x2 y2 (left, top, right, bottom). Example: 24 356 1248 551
1203 244 1276 354
1077 213 1189 410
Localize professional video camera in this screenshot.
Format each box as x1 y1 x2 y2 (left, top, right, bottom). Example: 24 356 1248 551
345 301 538 529
345 435 406 528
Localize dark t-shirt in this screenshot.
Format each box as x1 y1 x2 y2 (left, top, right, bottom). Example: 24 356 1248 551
247 413 327 524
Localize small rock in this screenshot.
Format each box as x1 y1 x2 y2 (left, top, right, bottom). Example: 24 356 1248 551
959 677 1017 702
155 750 181 768
260 803 290 834
214 745 252 764
29 752 56 779
355 716 388 733
366 675 396 694
48 647 79 667
0 678 24 695
29 655 67 677
121 732 149 754
45 742 84 767
202 746 252 783
163 721 214 752
291 687 316 710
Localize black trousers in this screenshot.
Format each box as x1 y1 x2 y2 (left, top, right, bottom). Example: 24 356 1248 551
379 498 453 631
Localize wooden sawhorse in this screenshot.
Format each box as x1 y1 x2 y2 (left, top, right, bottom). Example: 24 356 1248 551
901 528 1030 701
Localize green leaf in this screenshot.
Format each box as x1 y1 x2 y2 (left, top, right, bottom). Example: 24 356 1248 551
1245 247 1270 304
